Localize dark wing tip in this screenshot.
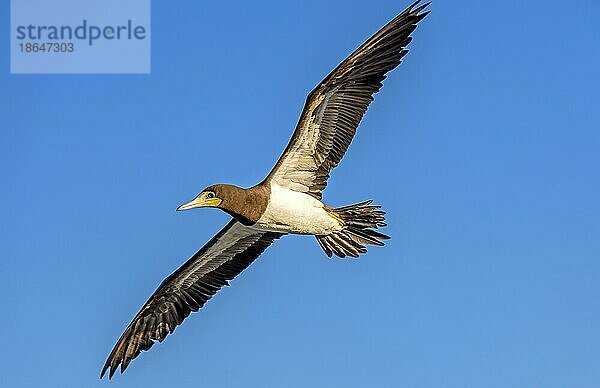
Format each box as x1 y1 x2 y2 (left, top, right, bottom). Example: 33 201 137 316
99 360 115 380
100 353 114 379
401 1 432 24
408 0 432 14
99 351 120 379
100 313 157 379
101 330 157 379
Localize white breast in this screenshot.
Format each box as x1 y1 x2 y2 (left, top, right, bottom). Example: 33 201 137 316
256 184 342 235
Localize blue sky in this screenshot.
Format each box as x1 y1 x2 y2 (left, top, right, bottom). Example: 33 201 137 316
2 0 600 387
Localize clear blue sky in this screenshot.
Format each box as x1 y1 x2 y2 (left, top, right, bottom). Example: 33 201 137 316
2 1 599 387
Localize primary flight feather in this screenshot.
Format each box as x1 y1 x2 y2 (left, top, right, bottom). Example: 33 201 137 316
102 1 430 378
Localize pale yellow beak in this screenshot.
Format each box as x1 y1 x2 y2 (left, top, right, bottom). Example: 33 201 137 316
176 193 222 211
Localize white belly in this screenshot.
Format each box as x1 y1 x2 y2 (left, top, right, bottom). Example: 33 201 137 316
256 184 342 235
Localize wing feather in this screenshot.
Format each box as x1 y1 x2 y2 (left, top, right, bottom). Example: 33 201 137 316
101 220 283 378
265 1 430 199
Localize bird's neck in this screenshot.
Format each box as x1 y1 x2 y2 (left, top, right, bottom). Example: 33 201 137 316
220 184 270 226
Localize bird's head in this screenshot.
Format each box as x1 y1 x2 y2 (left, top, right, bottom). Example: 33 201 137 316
176 184 240 211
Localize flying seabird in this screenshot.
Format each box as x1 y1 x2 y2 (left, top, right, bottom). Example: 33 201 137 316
102 1 429 378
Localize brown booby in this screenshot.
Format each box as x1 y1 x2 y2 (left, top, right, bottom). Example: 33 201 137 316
102 1 429 378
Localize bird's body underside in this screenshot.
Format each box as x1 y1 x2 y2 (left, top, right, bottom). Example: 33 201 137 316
255 182 389 258
255 183 342 235
102 1 430 379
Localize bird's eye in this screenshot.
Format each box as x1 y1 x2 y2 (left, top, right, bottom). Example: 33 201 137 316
205 192 215 199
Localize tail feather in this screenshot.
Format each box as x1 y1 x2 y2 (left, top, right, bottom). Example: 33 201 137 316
316 237 334 257
346 228 386 247
316 200 389 258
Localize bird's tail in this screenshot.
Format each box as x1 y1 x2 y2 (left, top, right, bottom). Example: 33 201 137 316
316 200 389 258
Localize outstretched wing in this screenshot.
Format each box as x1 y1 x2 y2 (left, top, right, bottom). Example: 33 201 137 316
265 1 430 199
101 220 283 379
